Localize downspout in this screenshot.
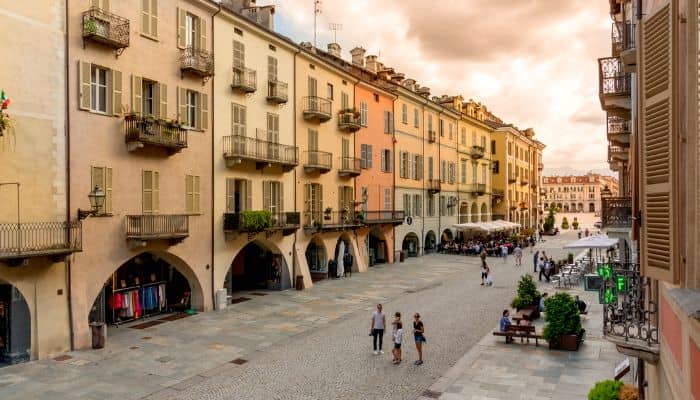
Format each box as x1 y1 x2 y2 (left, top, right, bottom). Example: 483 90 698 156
64 0 74 352
352 79 360 268
391 94 397 262
437 111 443 243
292 49 300 287
210 4 221 308
421 101 425 255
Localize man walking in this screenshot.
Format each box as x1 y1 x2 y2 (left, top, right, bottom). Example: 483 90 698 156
514 244 522 267
533 250 540 272
370 303 386 355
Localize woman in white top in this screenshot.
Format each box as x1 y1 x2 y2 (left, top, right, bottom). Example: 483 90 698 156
392 322 403 364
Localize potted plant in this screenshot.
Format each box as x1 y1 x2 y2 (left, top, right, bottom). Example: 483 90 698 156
543 292 584 351
510 274 541 319
561 216 569 229
84 17 98 34
355 211 365 223
587 379 638 400
324 207 332 221
572 217 579 230
240 210 273 232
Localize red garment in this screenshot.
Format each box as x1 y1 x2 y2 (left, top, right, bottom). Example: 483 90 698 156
133 290 141 318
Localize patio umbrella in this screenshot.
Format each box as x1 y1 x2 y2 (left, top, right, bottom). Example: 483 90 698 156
563 234 618 249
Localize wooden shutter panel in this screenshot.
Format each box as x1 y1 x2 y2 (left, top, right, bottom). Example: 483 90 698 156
105 168 113 214
143 170 153 214
111 69 122 116
194 176 200 213
141 0 151 36
177 7 186 48
245 179 252 211
263 181 271 211
91 166 104 213
149 0 158 37
199 92 208 130
279 182 284 213
185 175 194 213
131 75 142 115
178 87 187 124
226 178 235 212
153 171 159 214
159 83 167 120
199 18 207 51
304 184 311 213
79 61 91 111
640 2 677 282
318 184 323 212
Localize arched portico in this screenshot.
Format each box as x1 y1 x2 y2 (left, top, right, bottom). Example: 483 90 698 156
402 232 420 257
368 227 388 266
0 280 31 365
424 231 437 253
226 239 290 293
305 235 328 281
480 203 488 222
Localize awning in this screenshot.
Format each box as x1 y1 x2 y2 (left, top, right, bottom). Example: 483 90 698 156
453 220 520 233
563 234 619 249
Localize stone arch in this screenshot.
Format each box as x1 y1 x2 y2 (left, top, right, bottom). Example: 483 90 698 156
0 280 31 364
368 227 389 265
480 203 488 222
589 203 596 212
402 232 420 257
459 202 469 223
577 203 584 212
425 230 437 252
441 229 453 243
470 203 478 222
306 234 328 281
563 204 570 212
226 239 290 292
334 232 357 274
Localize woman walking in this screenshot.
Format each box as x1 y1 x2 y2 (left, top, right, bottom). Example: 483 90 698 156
413 313 426 365
480 260 489 286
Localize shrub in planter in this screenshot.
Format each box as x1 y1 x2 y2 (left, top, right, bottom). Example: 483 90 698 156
543 208 556 232
587 379 623 400
561 217 569 229
240 210 273 231
544 292 582 350
510 274 541 312
618 384 639 400
572 217 579 230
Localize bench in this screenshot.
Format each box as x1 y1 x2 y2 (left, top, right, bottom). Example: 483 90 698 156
493 325 544 346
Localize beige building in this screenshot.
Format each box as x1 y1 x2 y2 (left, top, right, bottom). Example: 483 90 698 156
541 173 619 213
68 0 216 349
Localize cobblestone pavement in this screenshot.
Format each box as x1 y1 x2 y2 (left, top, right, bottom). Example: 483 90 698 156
0 232 587 400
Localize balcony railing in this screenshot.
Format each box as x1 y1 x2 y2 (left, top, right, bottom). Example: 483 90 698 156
223 133 298 171
302 96 332 122
537 162 544 170
125 115 187 153
338 111 362 132
462 183 487 195
620 22 636 51
266 80 288 104
601 197 632 229
180 46 214 78
508 175 518 184
303 150 332 174
304 211 363 231
231 66 257 93
607 115 631 145
362 210 405 225
492 189 504 198
611 22 623 55
125 215 189 242
427 179 441 194
223 211 299 236
469 145 485 159
520 178 529 186
428 130 437 143
601 262 659 362
599 57 631 100
82 7 130 51
608 145 629 162
338 157 361 177
0 221 82 261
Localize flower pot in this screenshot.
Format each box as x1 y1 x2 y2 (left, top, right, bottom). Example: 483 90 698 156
549 329 584 351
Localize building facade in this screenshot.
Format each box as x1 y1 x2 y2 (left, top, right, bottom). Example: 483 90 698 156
541 173 619 213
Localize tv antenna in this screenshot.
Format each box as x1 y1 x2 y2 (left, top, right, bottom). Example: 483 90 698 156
329 23 342 43
314 0 322 48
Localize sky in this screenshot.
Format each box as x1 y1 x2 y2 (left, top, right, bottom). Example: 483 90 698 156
266 0 612 173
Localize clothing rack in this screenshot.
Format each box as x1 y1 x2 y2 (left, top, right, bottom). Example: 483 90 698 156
110 281 167 326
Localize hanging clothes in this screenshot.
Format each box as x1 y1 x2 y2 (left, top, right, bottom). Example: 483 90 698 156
337 241 345 278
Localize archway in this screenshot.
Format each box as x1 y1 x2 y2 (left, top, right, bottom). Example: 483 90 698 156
368 227 388 266
544 202 549 209
333 234 356 276
88 252 197 326
589 203 596 212
557 203 563 210
441 229 453 243
226 240 289 293
305 236 327 282
0 283 30 365
424 231 437 253
577 203 584 212
563 204 570 212
480 203 488 222
459 202 469 223
402 232 419 257
570 203 576 212
470 203 478 222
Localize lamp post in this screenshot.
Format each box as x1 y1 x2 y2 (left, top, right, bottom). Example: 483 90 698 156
78 186 106 220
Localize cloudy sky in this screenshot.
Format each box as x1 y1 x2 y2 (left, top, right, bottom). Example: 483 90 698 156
268 0 611 173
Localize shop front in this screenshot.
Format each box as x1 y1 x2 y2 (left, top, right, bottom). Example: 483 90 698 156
0 284 30 366
225 240 290 293
402 232 420 257
305 236 328 281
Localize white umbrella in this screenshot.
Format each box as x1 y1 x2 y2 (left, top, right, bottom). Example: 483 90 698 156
563 234 618 249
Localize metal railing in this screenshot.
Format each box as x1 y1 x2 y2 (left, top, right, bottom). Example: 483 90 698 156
223 133 298 166
125 115 187 149
338 112 362 132
362 210 405 224
304 211 362 229
125 215 189 239
302 96 332 120
82 7 130 49
621 22 636 51
598 57 631 97
465 183 487 195
0 221 82 259
303 150 332 169
267 80 288 103
232 66 257 92
601 197 632 228
469 145 485 158
180 46 214 77
608 145 628 162
492 189 504 198
427 179 441 193
223 211 300 233
338 156 361 174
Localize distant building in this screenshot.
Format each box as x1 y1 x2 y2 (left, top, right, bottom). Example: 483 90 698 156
541 173 619 213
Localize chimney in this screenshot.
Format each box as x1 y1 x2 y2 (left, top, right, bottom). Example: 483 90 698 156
300 41 315 53
365 55 378 73
350 47 366 67
390 72 405 84
402 78 416 91
327 43 341 58
416 86 431 98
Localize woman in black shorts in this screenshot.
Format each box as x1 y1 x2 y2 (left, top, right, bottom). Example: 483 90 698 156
413 313 425 365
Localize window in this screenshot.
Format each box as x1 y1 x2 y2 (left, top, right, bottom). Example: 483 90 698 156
383 111 393 134
186 90 197 128
381 149 392 172
413 108 419 127
399 151 409 178
491 140 496 154
308 76 317 96
461 160 467 184
439 196 446 217
461 128 466 145
304 183 322 222
360 101 368 126
231 103 246 136
449 163 455 184
232 40 245 69
403 194 411 217
384 188 391 211
472 162 477 183
91 166 113 215
428 115 433 133
373 94 379 102
472 131 477 146
327 83 334 100
481 136 487 150
185 175 201 214
338 186 354 212
143 80 155 116
185 13 197 48
448 123 453 140
402 104 408 124
441 160 447 183
341 92 349 110
360 144 373 169
492 160 499 174
91 65 108 113
142 0 158 38
508 142 512 156
226 179 251 213
439 119 444 137
482 165 487 185
414 194 422 216
428 195 435 217
413 155 422 180
267 56 277 80
142 170 160 214
179 88 207 130
428 157 434 180
263 181 283 214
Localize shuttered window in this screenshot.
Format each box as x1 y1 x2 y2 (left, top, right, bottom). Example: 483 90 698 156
185 175 201 214
91 166 113 215
268 56 277 80
402 104 408 124
233 40 245 68
403 194 411 217
360 101 368 126
142 0 158 38
142 170 159 214
263 181 283 214
231 103 246 136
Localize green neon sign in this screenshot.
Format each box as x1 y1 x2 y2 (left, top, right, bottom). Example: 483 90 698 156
597 264 612 280
615 275 627 293
604 288 616 304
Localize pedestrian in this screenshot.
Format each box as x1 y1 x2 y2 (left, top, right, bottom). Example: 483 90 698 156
538 257 547 281
343 251 353 278
480 260 489 286
501 244 508 263
413 313 426 365
479 249 487 264
543 258 553 282
539 292 548 312
513 244 522 267
392 322 403 364
533 250 540 273
499 309 513 343
370 304 386 355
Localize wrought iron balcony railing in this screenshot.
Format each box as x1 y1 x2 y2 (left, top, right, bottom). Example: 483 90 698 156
223 211 299 236
427 179 441 194
231 66 257 93
428 130 437 143
461 183 486 195
601 197 632 229
125 215 189 242
125 115 187 153
598 57 631 99
338 156 361 177
338 111 362 132
608 145 629 162
611 22 623 55
304 211 363 231
82 7 130 51
361 210 405 225
0 221 82 261
180 46 214 78
469 145 485 159
607 115 631 145
492 189 504 198
302 96 332 122
223 133 298 171
303 150 332 174
266 80 288 104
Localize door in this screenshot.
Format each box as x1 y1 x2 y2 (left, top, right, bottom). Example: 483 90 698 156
267 113 279 160
308 129 318 165
342 139 350 169
308 77 318 110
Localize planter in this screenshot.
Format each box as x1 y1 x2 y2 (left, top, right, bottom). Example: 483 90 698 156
515 305 540 320
549 329 585 351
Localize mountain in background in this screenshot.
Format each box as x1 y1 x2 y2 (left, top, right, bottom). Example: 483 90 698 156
542 166 616 177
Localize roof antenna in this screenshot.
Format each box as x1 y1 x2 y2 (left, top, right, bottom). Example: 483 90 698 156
314 0 322 48
329 23 342 43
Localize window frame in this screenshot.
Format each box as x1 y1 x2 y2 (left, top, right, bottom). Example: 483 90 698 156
90 65 109 114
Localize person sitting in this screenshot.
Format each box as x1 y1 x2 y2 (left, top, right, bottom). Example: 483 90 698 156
499 309 513 343
575 295 588 314
539 293 548 312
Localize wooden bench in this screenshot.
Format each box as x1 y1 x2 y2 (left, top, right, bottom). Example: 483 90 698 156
493 325 544 346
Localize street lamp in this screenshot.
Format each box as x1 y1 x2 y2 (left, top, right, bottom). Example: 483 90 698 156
78 186 106 220
601 185 613 198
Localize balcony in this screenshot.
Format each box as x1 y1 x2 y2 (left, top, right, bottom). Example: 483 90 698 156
469 145 485 159
361 210 405 226
231 66 257 93
601 197 632 229
508 175 518 184
266 80 288 104
338 157 361 178
302 96 332 122
598 57 631 115
428 130 437 143
125 215 189 246
520 177 529 186
180 46 214 78
0 221 82 265
538 162 544 171
304 211 363 232
125 115 187 153
608 145 629 162
519 202 529 210
337 111 362 133
303 150 332 174
223 133 298 172
617 22 636 71
223 211 299 238
427 179 441 194
602 263 659 363
492 189 504 199
82 7 129 53
607 115 631 146
460 183 487 196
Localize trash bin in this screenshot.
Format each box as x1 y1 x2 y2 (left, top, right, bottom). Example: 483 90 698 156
400 251 405 262
296 275 305 290
90 322 106 349
215 289 228 311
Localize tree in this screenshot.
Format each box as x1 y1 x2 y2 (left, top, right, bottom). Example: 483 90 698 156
543 207 556 232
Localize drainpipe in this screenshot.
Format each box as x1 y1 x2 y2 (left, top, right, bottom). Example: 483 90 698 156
391 94 397 262
420 101 425 255
292 49 300 287
64 0 74 352
437 111 443 243
210 5 221 308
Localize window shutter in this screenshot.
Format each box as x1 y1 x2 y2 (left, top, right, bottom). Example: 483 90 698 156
418 156 423 180
142 171 153 214
640 2 678 283
111 69 122 116
199 18 207 51
245 179 252 211
381 150 386 172
318 184 323 212
263 181 271 211
149 0 158 37
142 0 151 36
153 171 159 214
384 111 389 133
178 87 187 124
200 92 208 130
91 166 105 214
279 182 284 213
399 151 405 178
304 184 311 213
390 150 394 173
177 7 186 48
159 83 167 119
226 178 235 212
131 75 142 115
105 167 113 214
185 175 194 213
194 176 200 213
79 61 91 111
367 145 373 169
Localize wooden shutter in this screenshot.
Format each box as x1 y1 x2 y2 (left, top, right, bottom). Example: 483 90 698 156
640 2 677 282
199 92 208 130
279 182 284 213
318 184 323 213
142 0 151 36
149 0 158 37
338 186 344 211
199 17 207 51
178 87 187 124
177 7 186 48
308 77 317 97
304 184 311 214
245 179 252 211
159 83 167 119
79 61 91 111
263 181 271 211
91 166 105 214
105 167 113 214
111 69 122 116
153 171 159 214
143 170 153 214
194 176 200 213
268 57 278 81
381 150 386 172
233 41 245 68
226 178 235 212
131 75 142 115
186 175 194 213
